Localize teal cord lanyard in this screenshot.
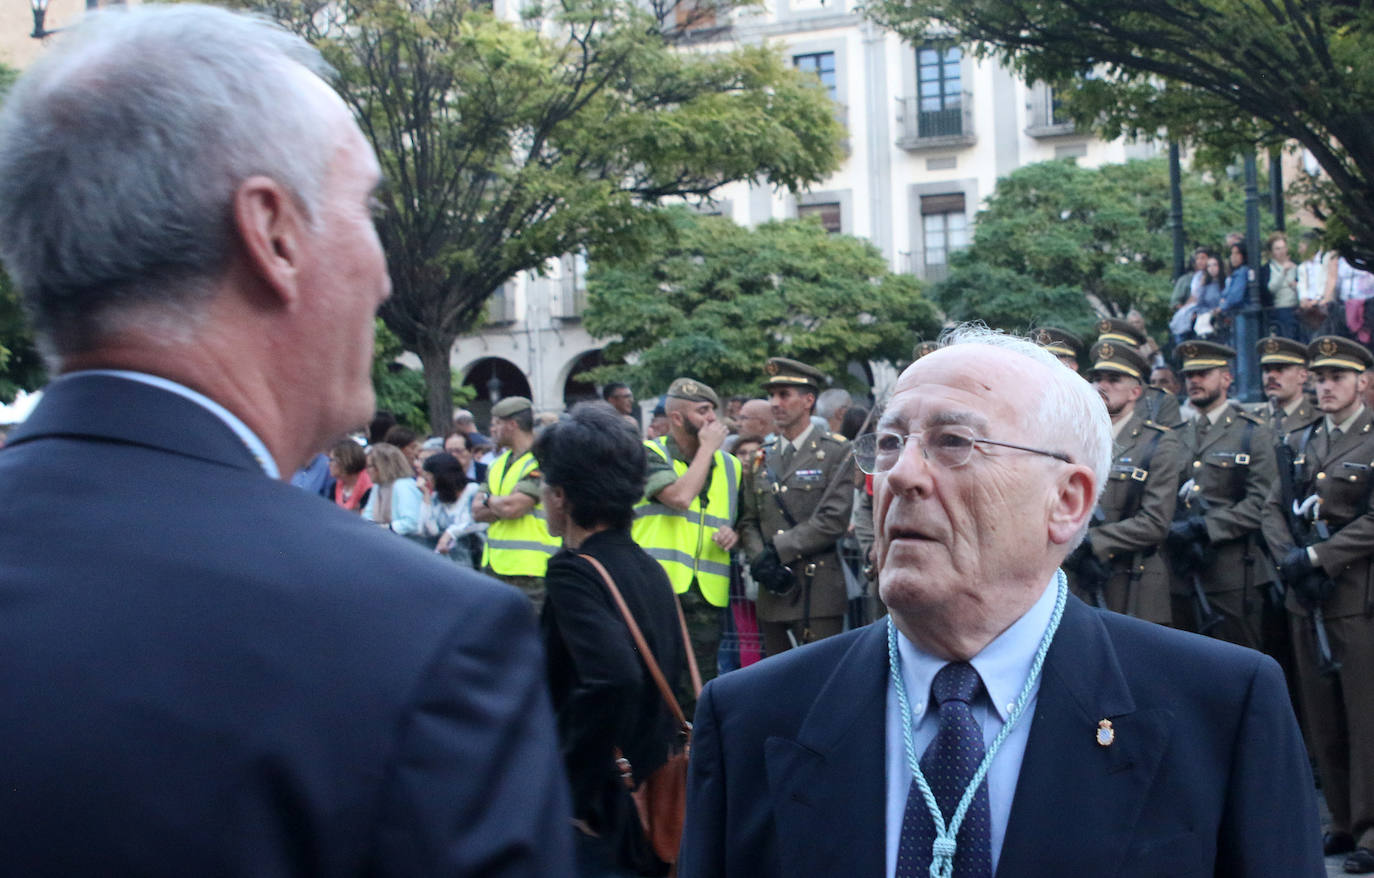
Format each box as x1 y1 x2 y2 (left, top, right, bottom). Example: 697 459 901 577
887 569 1068 878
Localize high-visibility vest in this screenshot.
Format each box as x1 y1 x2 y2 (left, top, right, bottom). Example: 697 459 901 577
482 449 560 576
632 440 741 607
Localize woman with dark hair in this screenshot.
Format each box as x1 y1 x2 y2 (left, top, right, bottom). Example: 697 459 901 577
328 439 372 513
422 452 483 566
535 402 693 877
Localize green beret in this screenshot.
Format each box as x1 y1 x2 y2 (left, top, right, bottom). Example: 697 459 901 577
491 396 533 418
665 377 719 406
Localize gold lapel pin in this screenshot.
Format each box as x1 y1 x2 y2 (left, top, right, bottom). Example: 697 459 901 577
1096 719 1115 747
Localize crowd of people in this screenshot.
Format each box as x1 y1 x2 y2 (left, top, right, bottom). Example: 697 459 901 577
1170 230 1374 349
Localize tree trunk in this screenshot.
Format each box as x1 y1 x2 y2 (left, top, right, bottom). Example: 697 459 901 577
416 334 458 436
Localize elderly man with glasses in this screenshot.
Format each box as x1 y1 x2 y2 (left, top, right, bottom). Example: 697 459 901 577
678 325 1320 878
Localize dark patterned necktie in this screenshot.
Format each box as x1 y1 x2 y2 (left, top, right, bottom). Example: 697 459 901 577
896 661 992 878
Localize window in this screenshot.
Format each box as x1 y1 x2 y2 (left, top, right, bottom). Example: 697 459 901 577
921 193 967 281
794 52 837 103
1048 85 1071 127
917 45 962 137
799 201 842 234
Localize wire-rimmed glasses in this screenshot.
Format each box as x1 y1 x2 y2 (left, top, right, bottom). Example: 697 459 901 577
853 425 1073 475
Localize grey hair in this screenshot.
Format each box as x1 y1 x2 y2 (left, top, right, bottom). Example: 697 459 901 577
0 4 337 358
815 387 852 419
938 323 1112 512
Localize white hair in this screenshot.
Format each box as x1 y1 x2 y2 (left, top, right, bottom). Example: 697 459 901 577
939 323 1111 508
815 387 853 419
0 4 336 359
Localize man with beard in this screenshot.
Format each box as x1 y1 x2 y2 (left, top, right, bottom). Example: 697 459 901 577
1065 341 1181 624
1167 341 1278 647
738 358 853 655
1253 335 1320 442
633 377 741 679
1262 336 1374 872
678 328 1320 878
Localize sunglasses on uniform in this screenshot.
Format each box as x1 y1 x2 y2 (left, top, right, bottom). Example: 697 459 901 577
853 424 1073 475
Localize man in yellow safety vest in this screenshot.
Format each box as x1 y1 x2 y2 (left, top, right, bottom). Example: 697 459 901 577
473 396 561 611
633 377 742 680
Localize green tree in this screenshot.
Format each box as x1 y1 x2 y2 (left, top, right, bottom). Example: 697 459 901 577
932 158 1262 339
237 0 843 433
0 61 45 404
864 0 1374 259
371 319 474 433
582 207 939 397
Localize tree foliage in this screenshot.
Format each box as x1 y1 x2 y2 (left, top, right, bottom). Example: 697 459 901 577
582 207 939 397
0 62 45 404
371 319 474 433
932 158 1266 339
236 0 844 432
864 0 1374 261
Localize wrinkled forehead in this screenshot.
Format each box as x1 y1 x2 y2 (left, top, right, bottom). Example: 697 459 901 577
880 346 1045 434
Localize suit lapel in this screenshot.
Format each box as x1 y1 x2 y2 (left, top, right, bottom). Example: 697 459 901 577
9 373 265 473
998 599 1173 875
765 623 887 878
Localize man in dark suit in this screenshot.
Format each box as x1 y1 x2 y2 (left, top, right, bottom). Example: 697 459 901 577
680 327 1321 877
0 7 571 876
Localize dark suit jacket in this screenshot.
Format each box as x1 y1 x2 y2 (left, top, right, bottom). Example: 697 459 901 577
679 595 1322 877
0 374 572 877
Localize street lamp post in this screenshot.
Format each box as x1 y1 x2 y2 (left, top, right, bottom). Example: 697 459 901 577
1236 150 1262 402
30 0 55 39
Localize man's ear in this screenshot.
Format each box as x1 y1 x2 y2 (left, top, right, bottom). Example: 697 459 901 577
1048 465 1096 546
232 175 306 309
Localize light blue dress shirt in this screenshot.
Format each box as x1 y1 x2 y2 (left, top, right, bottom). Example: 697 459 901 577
74 370 279 478
884 575 1059 877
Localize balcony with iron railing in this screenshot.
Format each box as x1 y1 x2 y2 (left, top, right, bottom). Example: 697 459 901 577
895 93 975 151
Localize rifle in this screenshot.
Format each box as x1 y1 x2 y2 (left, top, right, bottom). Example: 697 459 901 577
1168 483 1224 635
1274 437 1341 677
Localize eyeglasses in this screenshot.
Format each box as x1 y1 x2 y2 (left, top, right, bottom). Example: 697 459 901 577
853 425 1072 475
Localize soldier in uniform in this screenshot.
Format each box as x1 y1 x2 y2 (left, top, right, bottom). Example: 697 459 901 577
738 358 854 656
1251 335 1321 709
1252 335 1320 442
1167 341 1278 648
1261 336 1374 872
472 396 561 611
1097 317 1183 427
1065 341 1181 623
1032 326 1085 372
633 377 741 681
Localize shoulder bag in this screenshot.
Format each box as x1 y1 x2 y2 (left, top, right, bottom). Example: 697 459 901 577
578 553 702 868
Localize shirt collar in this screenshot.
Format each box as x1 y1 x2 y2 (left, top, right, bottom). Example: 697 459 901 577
73 369 279 478
781 422 814 453
896 573 1060 723
1327 404 1366 436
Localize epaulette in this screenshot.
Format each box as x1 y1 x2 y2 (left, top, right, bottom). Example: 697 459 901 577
1235 409 1265 425
1142 420 1171 432
825 431 847 443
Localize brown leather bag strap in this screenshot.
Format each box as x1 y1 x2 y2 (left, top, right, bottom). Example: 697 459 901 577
578 554 700 728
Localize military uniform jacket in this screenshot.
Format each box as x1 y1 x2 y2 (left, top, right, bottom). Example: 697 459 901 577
738 429 854 623
1247 398 1322 449
1079 414 1181 623
1135 386 1184 429
1262 407 1374 618
1175 407 1278 594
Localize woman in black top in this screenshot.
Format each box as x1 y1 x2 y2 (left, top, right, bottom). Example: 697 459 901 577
534 402 688 878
